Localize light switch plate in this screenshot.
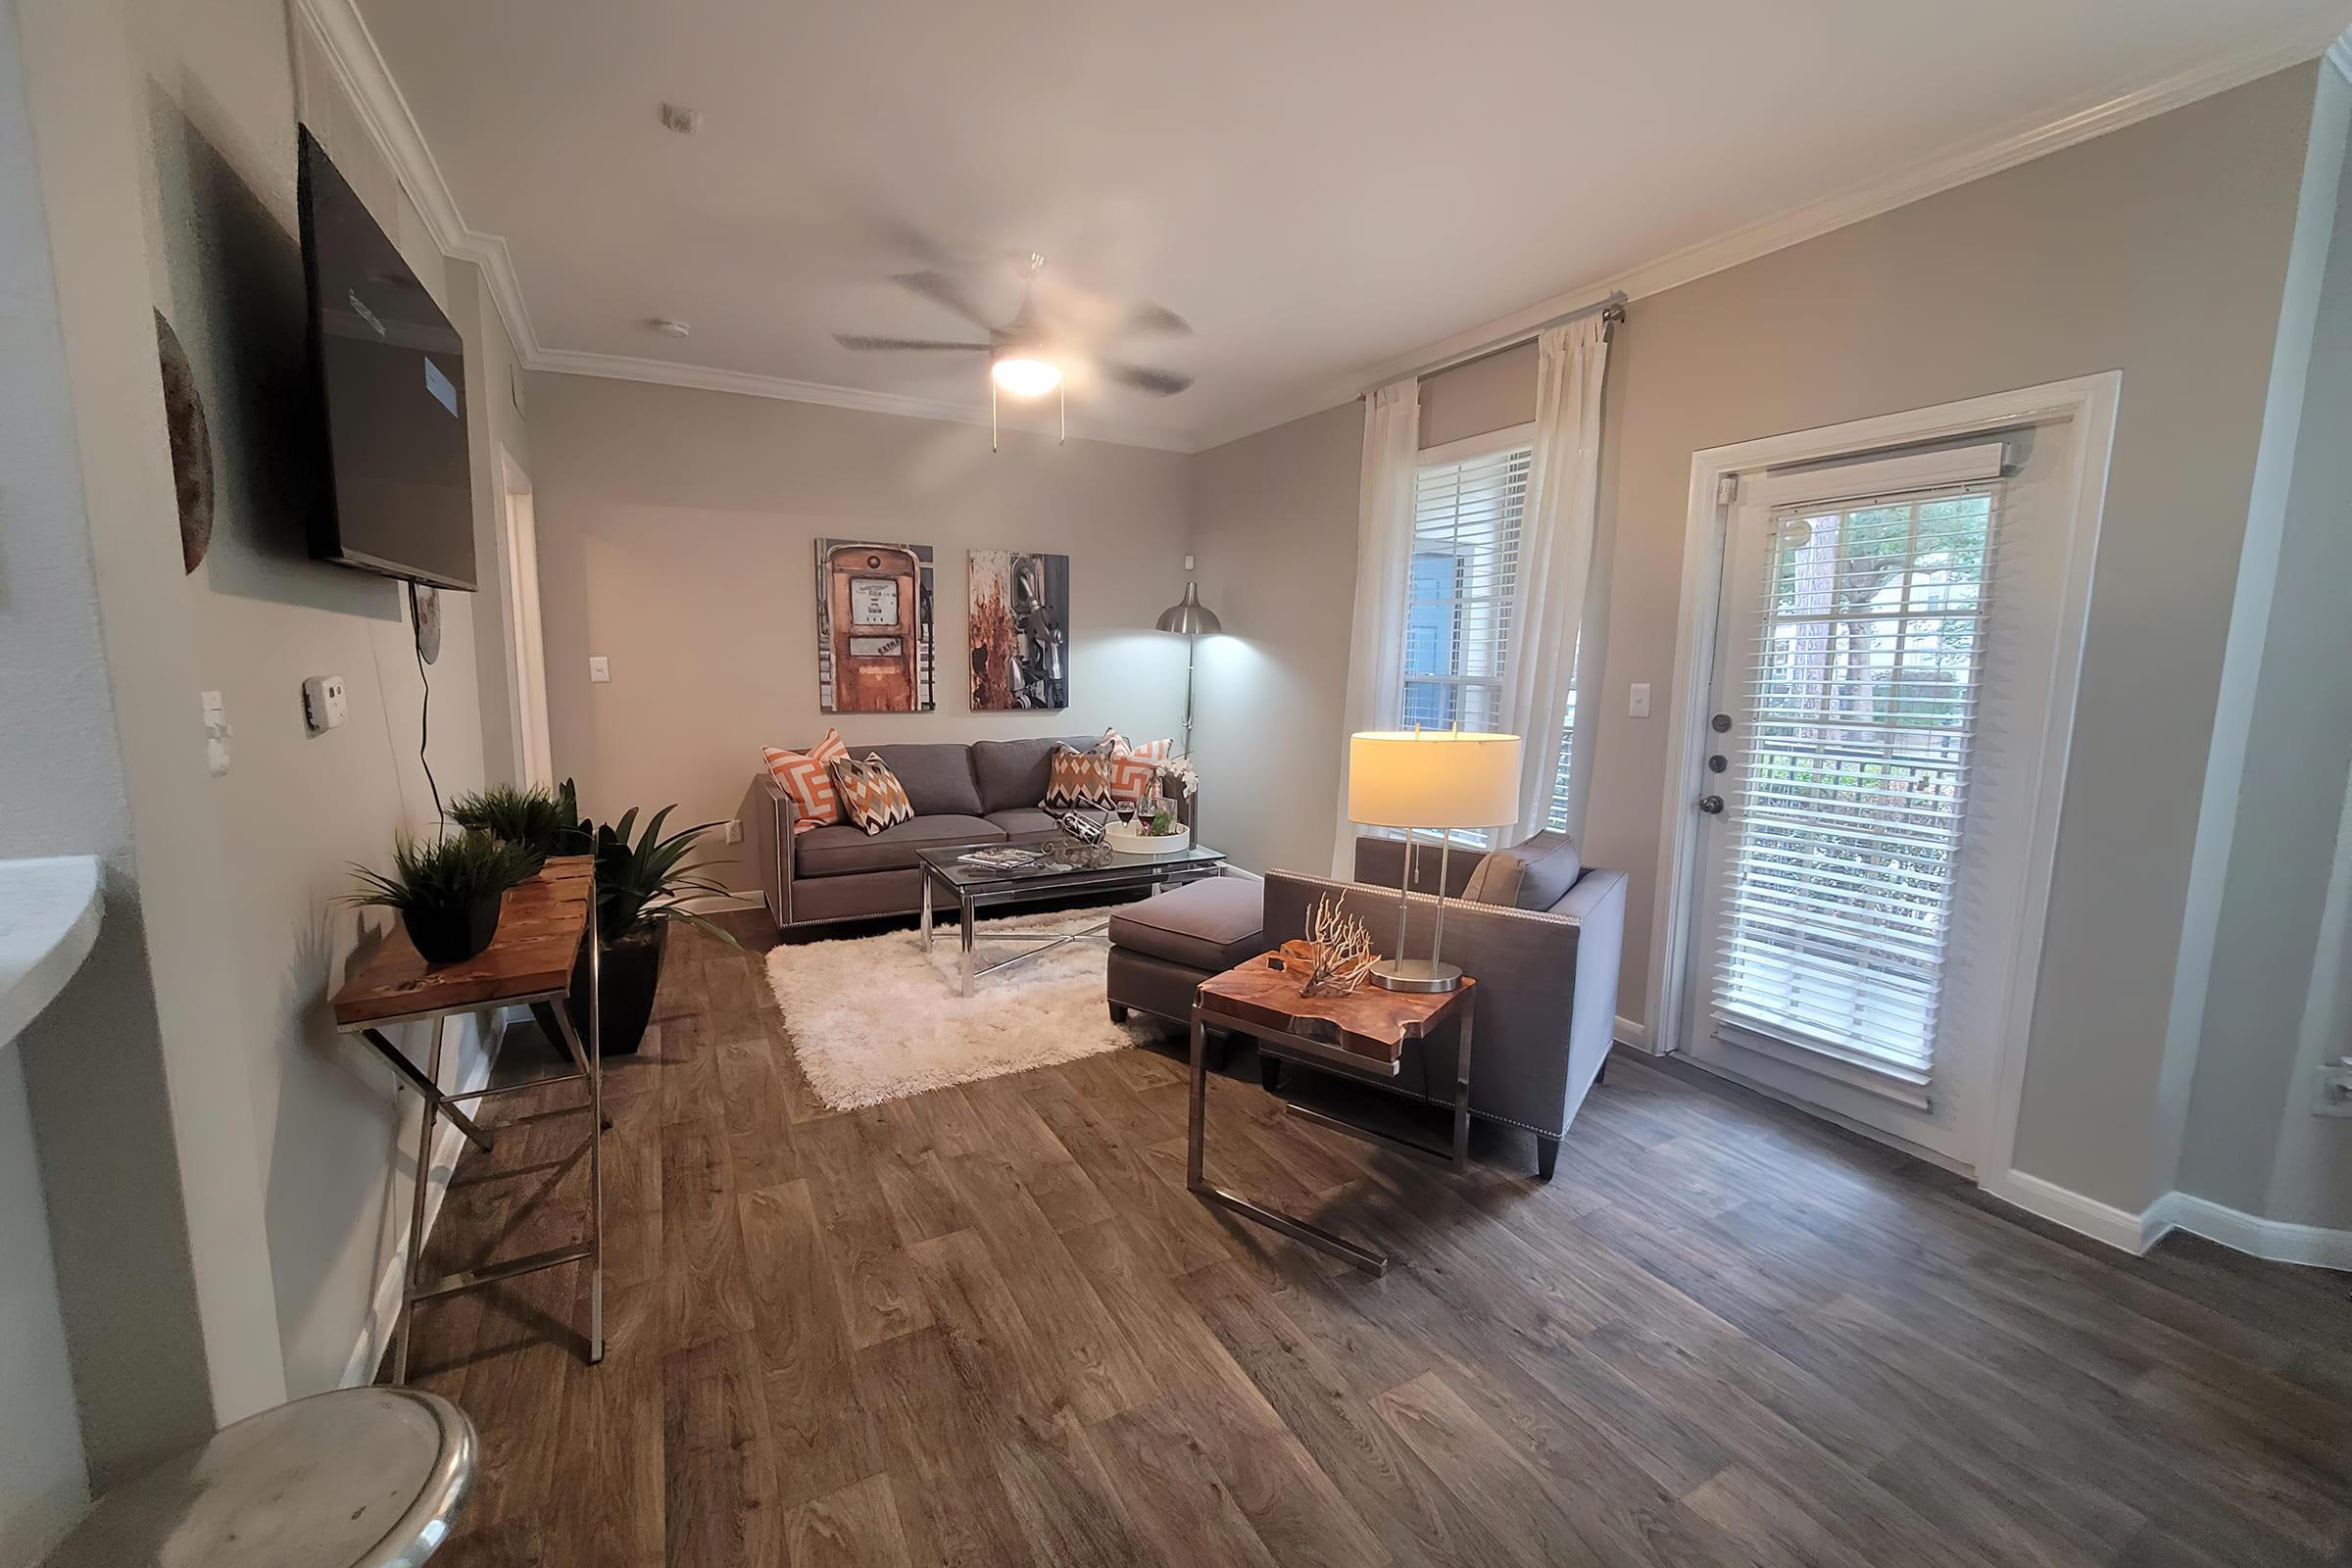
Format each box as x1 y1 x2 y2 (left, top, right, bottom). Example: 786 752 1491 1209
201 690 231 775
589 656 611 684
1628 682 1652 718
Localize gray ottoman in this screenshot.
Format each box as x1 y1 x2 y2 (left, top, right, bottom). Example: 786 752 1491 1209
1106 876 1265 1067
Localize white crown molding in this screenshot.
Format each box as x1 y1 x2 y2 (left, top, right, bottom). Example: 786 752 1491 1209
1197 14 2352 452
304 0 2345 458
294 0 540 362
526 348 1197 453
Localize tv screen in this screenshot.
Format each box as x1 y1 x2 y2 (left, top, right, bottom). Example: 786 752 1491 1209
298 126 476 590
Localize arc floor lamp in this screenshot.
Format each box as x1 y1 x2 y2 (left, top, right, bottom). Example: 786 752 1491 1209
1155 564 1221 755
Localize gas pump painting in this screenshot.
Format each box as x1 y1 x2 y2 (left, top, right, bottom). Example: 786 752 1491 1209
815 540 936 713
968 549 1071 710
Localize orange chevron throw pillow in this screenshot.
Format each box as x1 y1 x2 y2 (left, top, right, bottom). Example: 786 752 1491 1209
830 753 913 836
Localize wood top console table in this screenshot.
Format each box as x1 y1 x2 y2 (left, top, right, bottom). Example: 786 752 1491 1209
1189 953 1476 1275
329 856 603 1383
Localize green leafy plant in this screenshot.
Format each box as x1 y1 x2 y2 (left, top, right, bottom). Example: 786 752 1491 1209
345 831 533 913
449 780 586 870
586 805 739 949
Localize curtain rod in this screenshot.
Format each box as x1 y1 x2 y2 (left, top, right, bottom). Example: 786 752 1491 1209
1364 292 1628 397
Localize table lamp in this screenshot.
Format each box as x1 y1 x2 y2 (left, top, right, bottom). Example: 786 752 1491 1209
1348 729 1523 992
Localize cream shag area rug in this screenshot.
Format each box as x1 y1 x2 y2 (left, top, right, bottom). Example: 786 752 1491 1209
763 904 1154 1109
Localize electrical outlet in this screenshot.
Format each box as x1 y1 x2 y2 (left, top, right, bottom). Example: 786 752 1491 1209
723 821 745 845
201 690 231 776
2316 1058 2352 1118
1628 682 1652 718
589 656 611 683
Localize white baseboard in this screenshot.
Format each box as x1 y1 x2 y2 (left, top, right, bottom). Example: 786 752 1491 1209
2145 1192 2352 1272
1613 1015 1652 1052
341 1011 505 1388
1979 1169 2158 1255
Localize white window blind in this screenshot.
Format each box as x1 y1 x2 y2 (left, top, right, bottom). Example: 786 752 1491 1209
1710 485 1998 1093
1399 443 1580 842
1402 447 1528 735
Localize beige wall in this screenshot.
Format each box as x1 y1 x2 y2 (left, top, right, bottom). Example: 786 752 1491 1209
1193 65 2325 1216
524 373 1195 888
1418 339 1537 449
1188 404 1365 875
2180 66 2352 1230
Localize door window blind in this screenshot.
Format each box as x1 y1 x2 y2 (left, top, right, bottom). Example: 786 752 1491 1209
1710 485 1998 1092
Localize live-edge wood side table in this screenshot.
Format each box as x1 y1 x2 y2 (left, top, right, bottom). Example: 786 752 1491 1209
1190 953 1476 1276
329 856 604 1383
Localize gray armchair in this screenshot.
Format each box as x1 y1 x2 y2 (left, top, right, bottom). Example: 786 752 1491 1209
1257 834 1626 1178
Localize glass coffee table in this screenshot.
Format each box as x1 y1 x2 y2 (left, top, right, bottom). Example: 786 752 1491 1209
919 840 1227 997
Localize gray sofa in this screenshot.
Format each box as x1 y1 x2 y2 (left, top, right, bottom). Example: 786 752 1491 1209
742 736 1195 930
1106 832 1626 1178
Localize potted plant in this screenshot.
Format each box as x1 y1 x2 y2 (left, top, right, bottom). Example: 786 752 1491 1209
449 780 585 873
566 804 738 1055
347 832 534 964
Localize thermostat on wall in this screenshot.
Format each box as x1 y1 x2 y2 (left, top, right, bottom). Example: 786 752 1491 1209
303 674 349 734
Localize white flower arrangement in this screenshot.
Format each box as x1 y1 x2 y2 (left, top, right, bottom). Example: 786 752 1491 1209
1152 755 1200 800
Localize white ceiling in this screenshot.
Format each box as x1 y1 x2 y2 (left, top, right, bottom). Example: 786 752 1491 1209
353 0 2352 449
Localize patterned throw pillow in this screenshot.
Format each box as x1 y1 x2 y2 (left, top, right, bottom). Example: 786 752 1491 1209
830 753 913 836
1044 744 1115 808
762 730 849 826
1105 736 1175 805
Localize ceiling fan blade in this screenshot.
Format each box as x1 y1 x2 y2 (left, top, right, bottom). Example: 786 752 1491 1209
889 270 997 329
834 334 992 352
1098 360 1193 396
1121 302 1193 338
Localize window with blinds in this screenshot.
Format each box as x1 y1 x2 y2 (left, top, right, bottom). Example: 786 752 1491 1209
1709 485 1997 1094
1402 447 1529 735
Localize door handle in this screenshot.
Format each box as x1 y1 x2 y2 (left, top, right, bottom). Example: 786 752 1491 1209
1697 795 1725 815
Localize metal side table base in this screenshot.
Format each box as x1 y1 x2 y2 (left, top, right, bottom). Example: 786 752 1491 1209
1185 1013 1390 1276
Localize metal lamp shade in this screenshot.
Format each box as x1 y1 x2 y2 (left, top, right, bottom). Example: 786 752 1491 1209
1154 582 1221 636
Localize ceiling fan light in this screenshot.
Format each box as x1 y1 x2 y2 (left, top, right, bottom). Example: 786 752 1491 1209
991 356 1062 398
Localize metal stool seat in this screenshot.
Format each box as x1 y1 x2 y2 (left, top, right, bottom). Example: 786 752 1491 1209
40 1388 476 1568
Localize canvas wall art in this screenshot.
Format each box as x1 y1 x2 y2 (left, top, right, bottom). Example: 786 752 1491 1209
968 549 1070 710
815 539 936 713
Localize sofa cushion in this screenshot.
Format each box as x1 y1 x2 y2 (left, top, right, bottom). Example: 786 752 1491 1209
863 743 985 817
1108 877 1265 973
972 737 1092 812
796 814 1004 877
830 753 914 836
1044 744 1116 808
984 808 1064 842
1461 829 1582 910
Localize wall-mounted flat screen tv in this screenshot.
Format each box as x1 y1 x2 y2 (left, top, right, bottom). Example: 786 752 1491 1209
298 125 476 590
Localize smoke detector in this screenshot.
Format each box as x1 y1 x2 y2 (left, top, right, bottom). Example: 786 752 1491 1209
657 102 702 136
647 318 691 339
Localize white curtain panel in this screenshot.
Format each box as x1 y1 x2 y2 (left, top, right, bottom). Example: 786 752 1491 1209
1503 316 1610 843
1331 376 1421 875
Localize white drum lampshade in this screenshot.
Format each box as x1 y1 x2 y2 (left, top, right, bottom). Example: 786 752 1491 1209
1347 730 1523 992
1348 731 1522 830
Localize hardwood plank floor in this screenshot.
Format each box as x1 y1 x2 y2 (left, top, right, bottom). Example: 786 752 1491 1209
405 918 2352 1567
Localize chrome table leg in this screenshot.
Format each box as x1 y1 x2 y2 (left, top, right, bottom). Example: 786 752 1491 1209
1186 1008 1388 1276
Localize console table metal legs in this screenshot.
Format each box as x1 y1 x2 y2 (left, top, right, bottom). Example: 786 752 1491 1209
361 988 605 1383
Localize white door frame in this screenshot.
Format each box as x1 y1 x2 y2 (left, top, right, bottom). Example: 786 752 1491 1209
495 444 554 787
1646 371 2120 1192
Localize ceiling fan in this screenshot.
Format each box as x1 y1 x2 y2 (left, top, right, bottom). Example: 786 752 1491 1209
835 252 1192 448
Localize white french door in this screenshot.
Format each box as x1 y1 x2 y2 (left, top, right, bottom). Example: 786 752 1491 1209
1680 422 2082 1169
